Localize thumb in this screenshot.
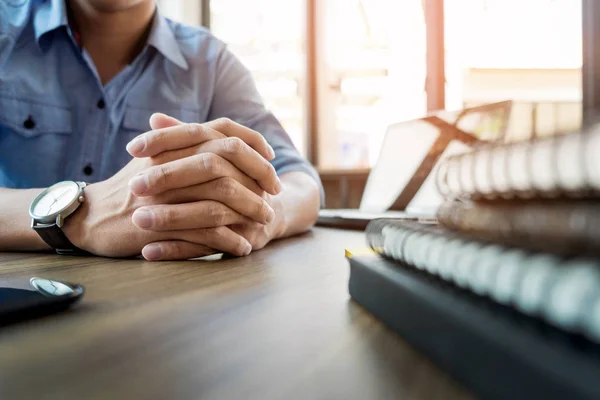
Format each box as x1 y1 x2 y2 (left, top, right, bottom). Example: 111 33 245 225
149 113 182 130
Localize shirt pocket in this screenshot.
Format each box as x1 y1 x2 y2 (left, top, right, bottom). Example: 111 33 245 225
0 96 72 188
0 96 72 136
119 106 203 148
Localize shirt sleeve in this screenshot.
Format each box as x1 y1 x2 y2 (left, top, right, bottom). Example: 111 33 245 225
207 43 324 205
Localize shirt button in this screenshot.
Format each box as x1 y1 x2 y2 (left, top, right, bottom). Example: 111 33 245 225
23 116 35 129
97 99 106 109
83 164 94 176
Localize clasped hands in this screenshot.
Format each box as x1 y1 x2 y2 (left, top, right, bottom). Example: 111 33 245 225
65 113 286 261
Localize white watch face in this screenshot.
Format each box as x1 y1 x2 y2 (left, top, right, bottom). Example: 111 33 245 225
31 181 80 218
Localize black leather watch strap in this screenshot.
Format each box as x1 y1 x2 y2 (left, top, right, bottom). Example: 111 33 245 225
32 222 89 256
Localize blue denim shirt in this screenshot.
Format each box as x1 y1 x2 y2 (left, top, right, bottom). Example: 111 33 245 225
0 0 321 194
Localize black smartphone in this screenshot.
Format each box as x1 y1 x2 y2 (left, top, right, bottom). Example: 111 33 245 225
0 277 84 326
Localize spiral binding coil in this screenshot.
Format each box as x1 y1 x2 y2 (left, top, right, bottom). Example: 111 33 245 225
365 218 600 344
435 125 600 200
435 200 600 256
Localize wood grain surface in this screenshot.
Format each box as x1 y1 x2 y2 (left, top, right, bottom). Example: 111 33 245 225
0 228 472 400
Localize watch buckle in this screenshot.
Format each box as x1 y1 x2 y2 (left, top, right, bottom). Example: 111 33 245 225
56 214 64 228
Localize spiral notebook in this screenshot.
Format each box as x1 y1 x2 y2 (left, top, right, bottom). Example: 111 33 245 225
435 123 600 200
436 199 600 256
365 218 600 344
347 236 600 400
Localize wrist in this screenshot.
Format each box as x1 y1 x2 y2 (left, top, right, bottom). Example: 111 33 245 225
272 172 320 239
269 191 288 239
62 182 100 253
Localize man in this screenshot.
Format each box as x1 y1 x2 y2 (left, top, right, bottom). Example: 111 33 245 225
0 0 322 260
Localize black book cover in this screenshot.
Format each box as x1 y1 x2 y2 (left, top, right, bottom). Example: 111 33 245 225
348 254 600 400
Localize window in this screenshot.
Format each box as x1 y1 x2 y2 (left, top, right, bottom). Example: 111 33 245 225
158 0 584 167
445 0 583 140
210 0 307 155
317 0 427 168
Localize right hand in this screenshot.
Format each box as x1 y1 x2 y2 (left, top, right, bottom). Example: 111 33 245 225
63 115 278 260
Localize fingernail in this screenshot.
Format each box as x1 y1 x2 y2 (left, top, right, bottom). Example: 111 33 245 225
266 205 275 224
126 135 146 154
143 243 163 261
242 241 252 256
268 146 276 159
274 179 282 193
129 174 149 194
132 209 155 229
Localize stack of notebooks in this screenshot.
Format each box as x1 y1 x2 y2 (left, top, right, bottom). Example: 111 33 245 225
347 125 600 400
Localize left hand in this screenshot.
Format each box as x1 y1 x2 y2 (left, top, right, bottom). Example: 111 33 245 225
129 113 286 259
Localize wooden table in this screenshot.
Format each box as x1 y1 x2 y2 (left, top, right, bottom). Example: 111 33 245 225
0 228 471 400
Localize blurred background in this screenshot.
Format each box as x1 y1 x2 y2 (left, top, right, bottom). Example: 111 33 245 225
158 0 583 207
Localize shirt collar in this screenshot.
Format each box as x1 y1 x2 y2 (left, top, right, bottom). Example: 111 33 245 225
33 0 189 71
33 0 68 45
147 12 189 70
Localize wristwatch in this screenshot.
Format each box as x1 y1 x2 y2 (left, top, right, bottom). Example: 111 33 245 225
29 181 89 255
